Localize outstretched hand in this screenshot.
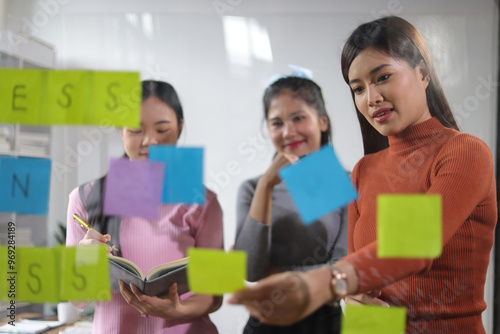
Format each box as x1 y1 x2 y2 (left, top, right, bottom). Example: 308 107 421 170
119 281 186 319
344 289 389 307
228 271 313 326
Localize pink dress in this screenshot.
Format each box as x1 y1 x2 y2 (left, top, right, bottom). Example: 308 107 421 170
66 182 223 334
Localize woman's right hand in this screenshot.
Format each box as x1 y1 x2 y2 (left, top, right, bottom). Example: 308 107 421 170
260 152 298 188
79 229 111 248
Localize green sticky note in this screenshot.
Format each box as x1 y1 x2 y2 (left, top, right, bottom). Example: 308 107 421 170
341 304 406 334
0 246 8 301
40 70 88 125
377 194 442 258
88 71 141 127
0 68 42 124
16 247 60 303
187 248 246 295
59 246 111 301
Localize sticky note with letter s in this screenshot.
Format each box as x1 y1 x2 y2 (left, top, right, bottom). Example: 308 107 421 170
16 247 60 304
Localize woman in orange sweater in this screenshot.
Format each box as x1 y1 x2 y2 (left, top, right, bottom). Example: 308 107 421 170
229 16 497 334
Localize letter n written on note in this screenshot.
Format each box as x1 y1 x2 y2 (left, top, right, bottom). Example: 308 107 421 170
0 156 51 215
12 174 30 198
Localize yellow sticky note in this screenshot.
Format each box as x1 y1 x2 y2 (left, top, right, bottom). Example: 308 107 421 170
59 246 111 302
187 248 246 295
377 194 442 258
40 70 88 125
0 68 42 124
88 71 141 127
341 304 406 334
0 69 140 126
16 247 60 303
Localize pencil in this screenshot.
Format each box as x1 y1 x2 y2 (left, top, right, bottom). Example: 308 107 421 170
73 213 119 252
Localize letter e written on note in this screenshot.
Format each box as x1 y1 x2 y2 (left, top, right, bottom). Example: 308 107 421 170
12 85 27 111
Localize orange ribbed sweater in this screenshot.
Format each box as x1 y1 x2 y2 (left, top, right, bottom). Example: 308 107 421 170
345 117 497 334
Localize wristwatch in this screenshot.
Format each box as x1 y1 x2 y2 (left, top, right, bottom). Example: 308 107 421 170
328 265 348 306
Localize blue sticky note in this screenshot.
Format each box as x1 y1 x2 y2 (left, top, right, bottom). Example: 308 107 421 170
279 145 357 224
103 158 165 219
0 156 51 215
149 146 205 204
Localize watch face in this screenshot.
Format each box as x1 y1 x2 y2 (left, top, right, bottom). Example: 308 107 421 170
335 278 348 295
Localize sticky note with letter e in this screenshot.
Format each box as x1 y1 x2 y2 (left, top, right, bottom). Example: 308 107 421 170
341 304 406 334
187 248 246 295
377 194 442 258
279 145 357 224
16 247 60 303
149 146 205 204
59 245 111 302
103 157 164 219
0 156 51 215
0 68 42 124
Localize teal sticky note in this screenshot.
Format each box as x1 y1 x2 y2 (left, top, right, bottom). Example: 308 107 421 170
377 194 442 258
0 68 42 124
279 145 357 223
59 246 111 301
149 146 205 204
187 248 246 295
0 156 51 215
341 304 406 334
16 247 60 303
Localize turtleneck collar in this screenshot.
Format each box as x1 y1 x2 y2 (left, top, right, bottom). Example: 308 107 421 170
387 117 447 154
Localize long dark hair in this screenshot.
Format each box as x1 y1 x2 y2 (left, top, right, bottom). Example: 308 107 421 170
340 16 459 155
79 80 184 240
263 76 332 146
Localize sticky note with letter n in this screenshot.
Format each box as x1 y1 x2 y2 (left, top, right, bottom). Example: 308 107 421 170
0 156 51 215
341 304 406 334
279 145 357 224
59 246 111 302
16 247 60 303
187 248 246 295
149 146 205 204
377 194 442 258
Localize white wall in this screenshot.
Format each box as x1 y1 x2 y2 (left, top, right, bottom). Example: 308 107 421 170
5 0 498 333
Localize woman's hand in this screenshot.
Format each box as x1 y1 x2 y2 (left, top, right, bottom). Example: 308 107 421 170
248 152 298 225
119 281 185 319
260 152 298 188
228 267 332 326
344 290 389 307
79 229 113 253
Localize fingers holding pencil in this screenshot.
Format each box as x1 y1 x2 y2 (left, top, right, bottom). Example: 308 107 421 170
73 213 119 252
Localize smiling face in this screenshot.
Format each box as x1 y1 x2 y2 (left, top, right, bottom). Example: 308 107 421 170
267 91 328 157
121 96 183 160
348 47 431 137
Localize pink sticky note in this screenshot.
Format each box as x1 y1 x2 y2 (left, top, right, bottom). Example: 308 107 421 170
104 158 164 219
